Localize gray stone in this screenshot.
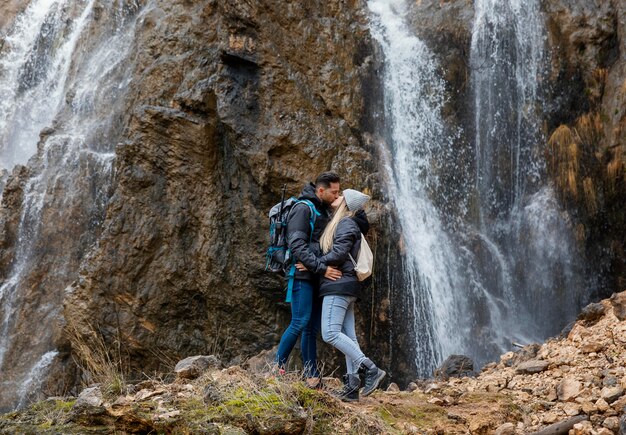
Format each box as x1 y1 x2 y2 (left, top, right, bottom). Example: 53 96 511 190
74 386 103 407
494 422 516 435
515 359 550 375
601 386 625 404
406 382 419 392
386 382 400 392
434 355 475 379
611 293 626 321
577 302 606 325
603 416 620 431
175 355 221 379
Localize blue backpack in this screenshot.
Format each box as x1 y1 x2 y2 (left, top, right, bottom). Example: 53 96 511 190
266 187 320 302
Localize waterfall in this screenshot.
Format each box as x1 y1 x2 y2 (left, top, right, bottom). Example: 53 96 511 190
0 0 144 410
367 0 467 374
368 0 587 374
470 0 585 343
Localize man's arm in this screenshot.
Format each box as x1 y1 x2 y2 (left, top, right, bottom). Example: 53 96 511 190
286 204 327 274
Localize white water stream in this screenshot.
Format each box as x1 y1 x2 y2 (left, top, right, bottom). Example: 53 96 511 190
0 0 143 410
368 0 468 372
368 0 586 374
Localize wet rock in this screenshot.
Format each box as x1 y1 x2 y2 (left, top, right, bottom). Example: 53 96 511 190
434 355 475 380
577 302 606 325
174 355 221 379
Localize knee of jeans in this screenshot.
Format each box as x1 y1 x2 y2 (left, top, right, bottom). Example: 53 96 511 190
290 316 310 332
321 328 339 344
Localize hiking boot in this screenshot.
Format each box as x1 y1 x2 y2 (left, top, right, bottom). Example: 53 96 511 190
361 364 386 397
334 374 360 402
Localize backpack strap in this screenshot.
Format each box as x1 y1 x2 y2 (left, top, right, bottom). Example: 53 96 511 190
285 199 321 303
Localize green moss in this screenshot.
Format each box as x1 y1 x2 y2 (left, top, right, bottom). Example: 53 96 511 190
375 402 450 432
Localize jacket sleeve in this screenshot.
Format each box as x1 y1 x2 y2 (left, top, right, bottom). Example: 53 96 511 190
319 219 359 266
286 203 327 274
355 210 370 235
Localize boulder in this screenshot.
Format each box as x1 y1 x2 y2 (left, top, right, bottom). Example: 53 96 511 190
516 360 550 375
494 422 515 435
610 293 626 321
577 302 606 325
74 386 103 408
600 386 624 404
434 355 475 380
175 355 221 379
386 383 400 392
557 378 582 402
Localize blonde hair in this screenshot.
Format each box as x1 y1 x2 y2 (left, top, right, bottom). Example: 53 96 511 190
320 198 356 253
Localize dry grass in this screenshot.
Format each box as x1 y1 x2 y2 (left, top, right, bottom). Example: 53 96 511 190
607 155 624 192
65 318 127 396
574 113 603 149
546 112 607 211
582 177 597 214
547 125 580 199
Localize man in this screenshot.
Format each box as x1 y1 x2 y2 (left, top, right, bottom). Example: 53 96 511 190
275 172 342 384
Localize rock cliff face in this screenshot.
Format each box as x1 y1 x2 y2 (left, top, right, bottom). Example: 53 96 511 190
0 0 624 412
63 0 380 390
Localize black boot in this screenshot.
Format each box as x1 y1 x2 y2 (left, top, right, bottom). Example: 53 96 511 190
335 373 360 402
361 362 386 397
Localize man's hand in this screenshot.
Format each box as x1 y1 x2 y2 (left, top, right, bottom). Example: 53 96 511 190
295 262 308 272
324 266 342 281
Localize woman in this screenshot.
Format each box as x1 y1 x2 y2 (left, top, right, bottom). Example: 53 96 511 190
317 189 386 401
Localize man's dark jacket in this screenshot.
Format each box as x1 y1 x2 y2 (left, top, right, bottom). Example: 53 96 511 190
286 183 332 280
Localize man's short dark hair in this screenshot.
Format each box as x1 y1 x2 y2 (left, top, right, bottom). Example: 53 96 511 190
315 172 340 188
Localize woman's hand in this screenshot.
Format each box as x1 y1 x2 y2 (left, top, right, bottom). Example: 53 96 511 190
295 262 308 271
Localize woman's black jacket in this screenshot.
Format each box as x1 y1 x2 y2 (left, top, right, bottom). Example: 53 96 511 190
318 212 369 299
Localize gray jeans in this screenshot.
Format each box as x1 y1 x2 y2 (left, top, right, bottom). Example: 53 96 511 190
321 295 366 374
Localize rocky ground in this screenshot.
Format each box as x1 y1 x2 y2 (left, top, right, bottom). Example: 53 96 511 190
2 290 626 434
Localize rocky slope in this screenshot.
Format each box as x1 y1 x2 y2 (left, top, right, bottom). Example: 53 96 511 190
2 289 626 434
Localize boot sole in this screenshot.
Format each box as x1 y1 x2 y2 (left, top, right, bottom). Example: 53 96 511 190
340 396 359 402
361 370 386 397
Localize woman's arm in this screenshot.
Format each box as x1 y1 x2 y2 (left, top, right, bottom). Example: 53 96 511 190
319 219 359 266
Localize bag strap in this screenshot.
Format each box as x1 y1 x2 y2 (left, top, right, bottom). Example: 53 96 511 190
348 253 357 268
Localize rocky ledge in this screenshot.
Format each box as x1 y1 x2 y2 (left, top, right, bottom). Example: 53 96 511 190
2 290 626 434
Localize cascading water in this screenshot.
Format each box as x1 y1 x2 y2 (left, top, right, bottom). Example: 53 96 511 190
367 0 468 374
368 0 587 374
0 0 145 410
470 0 586 344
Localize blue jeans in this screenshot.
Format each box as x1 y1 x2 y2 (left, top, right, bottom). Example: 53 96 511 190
275 279 321 377
321 295 366 374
